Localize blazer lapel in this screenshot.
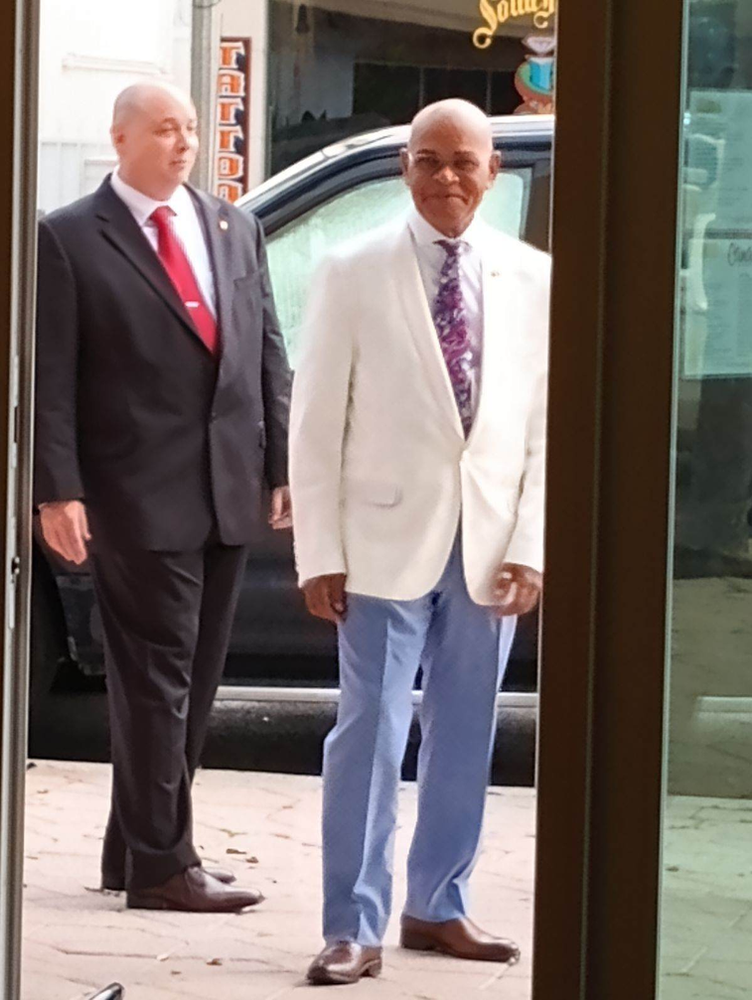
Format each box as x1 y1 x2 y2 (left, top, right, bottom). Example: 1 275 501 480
392 223 465 440
466 226 520 447
94 178 203 346
188 186 241 389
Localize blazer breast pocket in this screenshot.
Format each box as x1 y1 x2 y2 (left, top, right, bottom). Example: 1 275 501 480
343 479 402 507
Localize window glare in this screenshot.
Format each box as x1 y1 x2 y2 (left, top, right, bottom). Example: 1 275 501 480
266 170 529 365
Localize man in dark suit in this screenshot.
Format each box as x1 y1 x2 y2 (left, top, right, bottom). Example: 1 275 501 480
34 81 292 912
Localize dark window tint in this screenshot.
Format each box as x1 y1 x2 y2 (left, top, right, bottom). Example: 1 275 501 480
423 67 488 109
353 64 421 122
491 71 519 116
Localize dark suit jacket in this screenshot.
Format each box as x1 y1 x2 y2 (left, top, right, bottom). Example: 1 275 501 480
34 176 291 550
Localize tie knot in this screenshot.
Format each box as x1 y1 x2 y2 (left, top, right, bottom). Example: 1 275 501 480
150 205 175 228
436 238 467 259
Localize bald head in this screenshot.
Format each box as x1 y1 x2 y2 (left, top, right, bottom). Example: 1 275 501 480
112 81 195 130
401 99 499 238
110 81 199 201
408 99 494 154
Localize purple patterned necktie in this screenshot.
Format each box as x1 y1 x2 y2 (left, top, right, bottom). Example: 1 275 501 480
433 239 474 435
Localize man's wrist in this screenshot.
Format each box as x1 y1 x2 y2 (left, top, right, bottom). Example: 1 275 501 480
37 498 84 510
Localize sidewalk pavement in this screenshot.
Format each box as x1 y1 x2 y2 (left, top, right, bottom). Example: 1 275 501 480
22 762 535 1000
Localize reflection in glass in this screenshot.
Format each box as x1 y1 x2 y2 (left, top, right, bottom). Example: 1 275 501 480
662 1 752 997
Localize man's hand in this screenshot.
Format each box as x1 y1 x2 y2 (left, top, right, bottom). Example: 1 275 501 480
493 562 542 617
39 500 91 566
302 573 347 624
269 485 292 530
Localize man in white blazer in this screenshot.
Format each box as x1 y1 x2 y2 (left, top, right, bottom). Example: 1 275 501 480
290 99 550 986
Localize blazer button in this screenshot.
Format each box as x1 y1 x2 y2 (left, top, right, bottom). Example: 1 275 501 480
210 410 218 421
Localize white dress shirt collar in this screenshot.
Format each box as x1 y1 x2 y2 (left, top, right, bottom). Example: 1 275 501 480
110 168 193 226
407 204 484 250
109 168 217 317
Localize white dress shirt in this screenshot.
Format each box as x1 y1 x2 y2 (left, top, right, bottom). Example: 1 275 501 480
407 205 484 420
110 168 217 317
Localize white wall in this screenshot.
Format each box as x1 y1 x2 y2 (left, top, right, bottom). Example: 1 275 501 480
39 0 192 213
219 0 269 187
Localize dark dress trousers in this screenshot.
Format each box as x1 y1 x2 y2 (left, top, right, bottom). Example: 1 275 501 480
34 177 291 889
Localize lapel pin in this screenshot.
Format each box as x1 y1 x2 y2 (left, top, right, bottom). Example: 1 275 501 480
219 219 229 231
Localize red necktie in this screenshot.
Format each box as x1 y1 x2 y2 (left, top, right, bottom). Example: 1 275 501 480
150 205 218 355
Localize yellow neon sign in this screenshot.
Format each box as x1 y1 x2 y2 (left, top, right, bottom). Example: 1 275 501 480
473 0 557 50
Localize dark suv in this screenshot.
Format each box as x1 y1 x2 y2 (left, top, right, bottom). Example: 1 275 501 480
30 115 554 717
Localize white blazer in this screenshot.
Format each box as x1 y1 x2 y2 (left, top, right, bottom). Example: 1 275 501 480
289 215 550 605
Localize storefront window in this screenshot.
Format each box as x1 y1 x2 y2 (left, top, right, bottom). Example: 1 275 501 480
266 1 556 173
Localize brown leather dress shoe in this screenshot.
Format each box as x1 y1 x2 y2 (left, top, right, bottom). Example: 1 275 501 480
102 864 237 892
307 942 383 985
126 865 263 912
400 915 520 964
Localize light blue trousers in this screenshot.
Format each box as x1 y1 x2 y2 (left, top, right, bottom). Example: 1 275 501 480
321 536 517 946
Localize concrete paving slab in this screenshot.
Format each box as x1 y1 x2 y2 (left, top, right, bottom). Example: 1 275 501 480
22 762 535 1000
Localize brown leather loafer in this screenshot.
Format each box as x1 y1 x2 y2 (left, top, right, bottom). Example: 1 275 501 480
102 864 237 892
400 915 520 964
126 865 263 912
307 942 383 985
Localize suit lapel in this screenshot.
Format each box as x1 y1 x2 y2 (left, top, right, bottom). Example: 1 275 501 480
186 186 239 387
393 217 526 447
94 178 204 347
466 225 520 447
393 223 465 440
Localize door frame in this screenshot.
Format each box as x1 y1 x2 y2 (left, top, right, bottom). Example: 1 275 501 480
534 0 687 997
0 0 39 996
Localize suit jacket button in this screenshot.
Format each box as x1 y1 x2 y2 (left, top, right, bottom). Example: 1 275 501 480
210 410 218 420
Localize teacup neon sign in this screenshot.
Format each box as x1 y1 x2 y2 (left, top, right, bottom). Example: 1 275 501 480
473 0 557 49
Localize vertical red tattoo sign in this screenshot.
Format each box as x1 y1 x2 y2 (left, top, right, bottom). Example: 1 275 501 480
216 38 251 203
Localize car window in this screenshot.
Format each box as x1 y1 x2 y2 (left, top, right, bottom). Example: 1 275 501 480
266 169 531 365
480 167 531 238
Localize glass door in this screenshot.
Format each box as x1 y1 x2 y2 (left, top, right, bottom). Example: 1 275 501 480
661 1 752 997
534 0 752 997
3 0 720 997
